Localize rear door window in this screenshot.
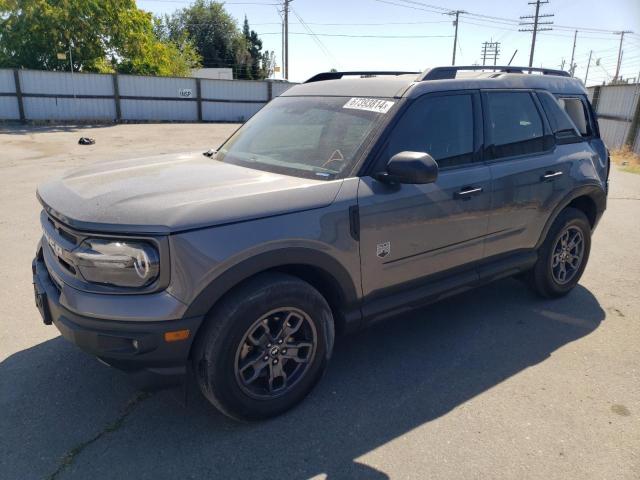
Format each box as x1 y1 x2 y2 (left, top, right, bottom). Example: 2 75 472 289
485 91 547 159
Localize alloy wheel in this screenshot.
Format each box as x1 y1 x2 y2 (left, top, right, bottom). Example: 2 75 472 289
551 226 585 285
234 307 317 399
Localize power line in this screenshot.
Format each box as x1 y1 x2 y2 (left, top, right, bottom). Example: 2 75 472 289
375 0 633 37
291 8 338 67
249 20 452 26
256 32 454 38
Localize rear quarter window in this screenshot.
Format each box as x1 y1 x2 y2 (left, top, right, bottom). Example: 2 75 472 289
537 91 582 143
557 97 592 137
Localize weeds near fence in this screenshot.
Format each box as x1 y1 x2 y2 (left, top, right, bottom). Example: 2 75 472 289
611 146 640 174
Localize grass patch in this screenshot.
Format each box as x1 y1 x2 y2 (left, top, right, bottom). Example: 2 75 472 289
611 146 640 174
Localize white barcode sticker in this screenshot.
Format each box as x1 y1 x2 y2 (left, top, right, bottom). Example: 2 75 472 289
343 97 395 114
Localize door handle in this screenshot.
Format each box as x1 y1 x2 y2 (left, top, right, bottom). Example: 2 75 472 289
454 186 483 200
541 171 563 181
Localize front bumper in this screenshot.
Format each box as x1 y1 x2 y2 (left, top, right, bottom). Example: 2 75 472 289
32 247 204 375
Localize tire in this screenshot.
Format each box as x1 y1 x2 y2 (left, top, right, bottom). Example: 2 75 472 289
529 207 591 298
192 272 335 421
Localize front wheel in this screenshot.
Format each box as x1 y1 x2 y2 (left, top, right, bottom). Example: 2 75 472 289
193 273 334 421
529 207 592 298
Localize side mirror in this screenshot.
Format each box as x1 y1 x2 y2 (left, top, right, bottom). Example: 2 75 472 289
375 151 439 185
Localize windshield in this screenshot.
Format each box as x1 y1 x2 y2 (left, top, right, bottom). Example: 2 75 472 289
216 96 395 180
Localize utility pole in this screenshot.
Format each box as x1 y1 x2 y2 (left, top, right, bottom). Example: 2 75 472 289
613 30 633 82
519 0 554 68
481 41 500 66
584 50 593 85
492 42 500 65
508 49 518 65
283 0 290 80
448 10 466 66
569 30 577 76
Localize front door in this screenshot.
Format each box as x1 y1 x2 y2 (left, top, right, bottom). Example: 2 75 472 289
358 91 491 300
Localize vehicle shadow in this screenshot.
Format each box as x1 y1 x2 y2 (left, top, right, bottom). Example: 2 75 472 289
0 279 605 479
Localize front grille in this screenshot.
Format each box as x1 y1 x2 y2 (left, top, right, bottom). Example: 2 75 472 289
46 215 79 246
42 211 83 284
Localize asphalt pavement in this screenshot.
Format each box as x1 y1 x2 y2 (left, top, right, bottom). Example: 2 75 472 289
0 124 638 480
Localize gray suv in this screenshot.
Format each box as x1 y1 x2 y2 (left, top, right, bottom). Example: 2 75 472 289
32 66 608 420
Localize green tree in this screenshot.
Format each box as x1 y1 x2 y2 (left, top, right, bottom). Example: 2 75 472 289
0 0 200 76
242 16 265 79
161 0 241 76
160 2 271 80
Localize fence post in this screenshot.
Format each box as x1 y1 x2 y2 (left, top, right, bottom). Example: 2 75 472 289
591 85 601 113
625 86 640 149
196 78 203 122
112 73 121 122
13 69 25 123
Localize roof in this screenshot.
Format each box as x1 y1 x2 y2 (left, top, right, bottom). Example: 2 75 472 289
281 67 587 99
282 75 418 98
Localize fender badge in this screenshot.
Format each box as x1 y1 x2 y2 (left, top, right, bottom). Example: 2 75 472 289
376 242 391 258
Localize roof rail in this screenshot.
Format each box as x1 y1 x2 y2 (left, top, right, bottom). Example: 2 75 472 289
304 71 420 83
419 65 571 81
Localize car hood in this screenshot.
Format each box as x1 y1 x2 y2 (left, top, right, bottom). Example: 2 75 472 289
37 152 344 234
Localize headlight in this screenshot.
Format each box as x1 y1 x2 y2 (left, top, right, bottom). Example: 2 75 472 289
73 239 160 288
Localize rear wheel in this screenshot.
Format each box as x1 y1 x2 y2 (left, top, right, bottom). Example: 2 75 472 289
193 272 334 421
529 207 591 298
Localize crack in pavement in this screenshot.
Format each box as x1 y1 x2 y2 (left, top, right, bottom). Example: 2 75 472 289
46 391 152 480
609 197 640 201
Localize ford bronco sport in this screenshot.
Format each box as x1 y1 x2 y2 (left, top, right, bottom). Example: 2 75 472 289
33 66 608 420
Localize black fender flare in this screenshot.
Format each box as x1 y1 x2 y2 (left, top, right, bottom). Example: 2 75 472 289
183 247 360 320
535 184 606 250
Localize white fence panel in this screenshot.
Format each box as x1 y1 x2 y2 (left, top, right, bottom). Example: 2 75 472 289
271 82 293 97
118 75 197 99
0 70 15 93
19 70 113 96
597 118 633 150
202 102 263 122
0 97 20 120
23 97 116 121
120 99 197 121
201 79 267 101
596 84 639 119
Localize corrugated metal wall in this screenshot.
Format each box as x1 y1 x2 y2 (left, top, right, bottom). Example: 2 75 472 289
0 70 20 120
0 69 294 123
588 83 640 153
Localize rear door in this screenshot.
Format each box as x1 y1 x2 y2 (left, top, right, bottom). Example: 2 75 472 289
358 91 491 299
483 89 585 258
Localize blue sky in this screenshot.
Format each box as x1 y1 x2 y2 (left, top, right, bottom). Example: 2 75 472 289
138 0 640 85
